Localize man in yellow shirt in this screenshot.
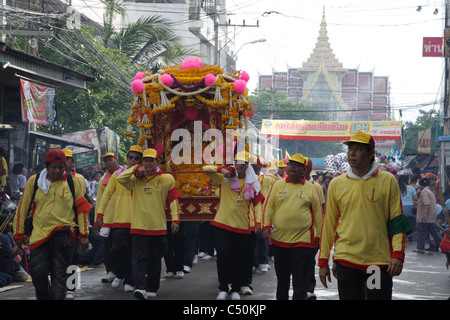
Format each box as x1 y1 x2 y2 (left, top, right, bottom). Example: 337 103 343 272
262 153 322 300
319 131 410 300
304 157 325 300
117 148 180 300
97 145 143 292
95 152 121 283
203 151 263 301
13 149 90 300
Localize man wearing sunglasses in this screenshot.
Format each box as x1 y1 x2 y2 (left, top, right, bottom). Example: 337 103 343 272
96 145 143 293
261 153 322 300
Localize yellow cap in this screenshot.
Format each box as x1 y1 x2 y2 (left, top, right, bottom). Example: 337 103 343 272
235 151 250 162
142 148 157 159
343 130 375 149
128 145 144 155
289 153 306 165
102 152 118 161
278 160 287 168
62 148 73 158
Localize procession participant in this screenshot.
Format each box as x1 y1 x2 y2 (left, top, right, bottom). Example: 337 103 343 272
117 148 180 300
62 148 87 194
261 153 322 300
304 157 325 300
203 151 264 301
13 149 90 300
95 152 121 283
97 145 143 292
319 130 410 300
276 160 287 180
62 147 89 299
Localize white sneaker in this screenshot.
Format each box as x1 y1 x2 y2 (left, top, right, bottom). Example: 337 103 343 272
183 265 191 273
111 277 123 288
164 272 175 278
198 252 206 258
175 271 184 279
307 292 317 300
240 286 252 295
202 254 213 260
216 291 228 300
260 264 268 273
134 289 147 300
146 292 157 298
101 272 116 283
230 292 241 300
124 284 135 292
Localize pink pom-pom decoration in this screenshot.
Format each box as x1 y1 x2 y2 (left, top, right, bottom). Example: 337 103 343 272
161 73 174 87
234 80 247 94
131 79 145 94
204 74 216 87
181 56 204 69
134 71 145 80
240 70 250 83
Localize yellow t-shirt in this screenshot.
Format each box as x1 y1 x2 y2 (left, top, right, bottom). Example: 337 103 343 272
97 169 133 228
262 176 322 248
13 173 90 250
318 169 406 269
203 165 263 234
117 165 180 235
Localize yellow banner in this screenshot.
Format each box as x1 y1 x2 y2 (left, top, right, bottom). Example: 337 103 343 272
260 119 402 141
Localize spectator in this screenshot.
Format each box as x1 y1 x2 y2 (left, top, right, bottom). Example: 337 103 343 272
398 174 416 242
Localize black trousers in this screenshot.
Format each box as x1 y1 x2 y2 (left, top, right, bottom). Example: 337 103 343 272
164 221 185 273
30 228 75 300
273 245 315 300
242 231 256 287
213 226 249 293
335 262 393 300
131 234 165 292
111 228 133 285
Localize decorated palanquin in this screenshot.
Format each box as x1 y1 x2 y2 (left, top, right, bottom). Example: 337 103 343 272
125 56 254 220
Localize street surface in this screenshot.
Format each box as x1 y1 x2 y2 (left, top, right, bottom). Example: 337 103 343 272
1 241 449 301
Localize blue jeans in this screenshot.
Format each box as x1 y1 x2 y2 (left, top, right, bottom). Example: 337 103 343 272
417 222 442 250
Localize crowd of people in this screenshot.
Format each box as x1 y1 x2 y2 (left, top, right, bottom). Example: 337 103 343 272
0 130 449 300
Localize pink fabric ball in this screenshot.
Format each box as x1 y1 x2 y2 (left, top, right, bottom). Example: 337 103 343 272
234 80 247 94
131 79 144 94
204 74 216 87
181 56 204 69
240 70 250 82
161 73 174 87
134 71 145 80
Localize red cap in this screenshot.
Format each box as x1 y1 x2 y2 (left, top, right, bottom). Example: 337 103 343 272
46 149 66 163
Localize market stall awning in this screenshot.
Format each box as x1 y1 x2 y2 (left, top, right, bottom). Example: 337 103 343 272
260 119 402 141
